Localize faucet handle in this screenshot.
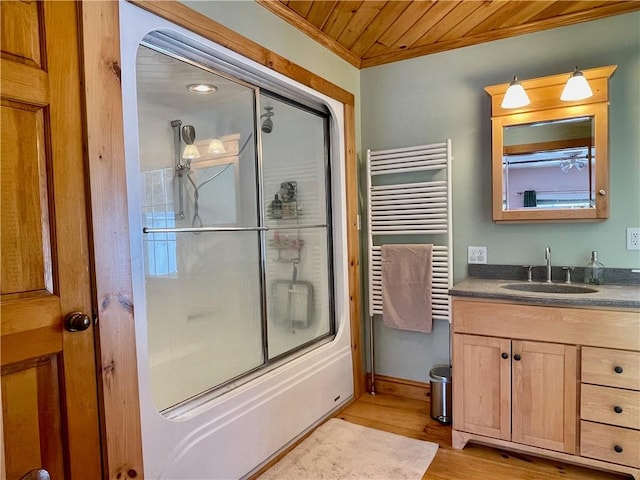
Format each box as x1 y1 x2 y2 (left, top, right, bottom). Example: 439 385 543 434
562 266 574 283
523 265 533 282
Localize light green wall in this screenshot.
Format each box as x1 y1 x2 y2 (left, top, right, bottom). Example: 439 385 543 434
362 12 640 276
177 3 639 384
361 11 640 382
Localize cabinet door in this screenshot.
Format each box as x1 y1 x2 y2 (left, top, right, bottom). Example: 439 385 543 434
512 341 578 453
453 334 511 440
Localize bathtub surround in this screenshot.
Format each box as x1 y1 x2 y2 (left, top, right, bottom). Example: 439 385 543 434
256 418 438 480
119 3 355 478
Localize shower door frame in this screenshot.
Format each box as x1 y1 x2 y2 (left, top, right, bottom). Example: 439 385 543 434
81 1 361 476
137 43 338 410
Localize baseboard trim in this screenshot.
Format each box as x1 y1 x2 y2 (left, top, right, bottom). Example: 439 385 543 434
364 373 430 402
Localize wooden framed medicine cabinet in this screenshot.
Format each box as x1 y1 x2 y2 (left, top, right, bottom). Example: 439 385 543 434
486 65 616 223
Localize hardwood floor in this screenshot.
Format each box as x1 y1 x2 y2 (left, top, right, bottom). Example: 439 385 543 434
336 392 629 480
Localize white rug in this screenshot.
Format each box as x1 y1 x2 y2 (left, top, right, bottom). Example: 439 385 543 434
258 418 438 479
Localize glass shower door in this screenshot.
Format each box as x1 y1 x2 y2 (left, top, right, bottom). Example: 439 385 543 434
136 46 264 411
260 93 334 360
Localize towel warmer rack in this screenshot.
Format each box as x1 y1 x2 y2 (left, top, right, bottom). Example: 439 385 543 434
366 140 453 395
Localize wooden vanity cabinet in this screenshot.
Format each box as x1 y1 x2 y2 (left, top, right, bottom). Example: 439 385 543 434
452 298 640 480
453 334 577 453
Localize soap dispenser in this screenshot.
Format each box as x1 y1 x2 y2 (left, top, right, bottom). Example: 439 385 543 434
584 250 604 285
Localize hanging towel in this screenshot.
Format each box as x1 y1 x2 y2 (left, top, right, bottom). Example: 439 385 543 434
381 244 433 333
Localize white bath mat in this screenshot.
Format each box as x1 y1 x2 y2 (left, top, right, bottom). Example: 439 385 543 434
258 418 438 479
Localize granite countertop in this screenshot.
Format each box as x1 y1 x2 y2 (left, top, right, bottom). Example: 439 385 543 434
450 277 640 309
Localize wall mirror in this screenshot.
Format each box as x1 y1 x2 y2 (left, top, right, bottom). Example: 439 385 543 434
486 65 616 222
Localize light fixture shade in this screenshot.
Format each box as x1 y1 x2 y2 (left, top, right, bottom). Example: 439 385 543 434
182 144 201 159
560 68 593 101
207 139 226 154
501 77 530 109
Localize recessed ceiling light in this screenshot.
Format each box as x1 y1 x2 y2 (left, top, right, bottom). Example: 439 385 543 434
186 83 218 95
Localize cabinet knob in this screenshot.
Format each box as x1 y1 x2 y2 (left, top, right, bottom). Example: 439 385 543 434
614 445 623 453
614 365 624 374
501 352 509 359
513 354 521 361
614 405 623 414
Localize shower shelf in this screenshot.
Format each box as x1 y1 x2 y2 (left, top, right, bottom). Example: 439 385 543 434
268 201 300 220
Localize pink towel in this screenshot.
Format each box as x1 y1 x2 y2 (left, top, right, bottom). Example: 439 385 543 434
381 244 433 333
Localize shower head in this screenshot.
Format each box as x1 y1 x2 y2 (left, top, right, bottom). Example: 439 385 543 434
261 107 274 134
182 125 196 145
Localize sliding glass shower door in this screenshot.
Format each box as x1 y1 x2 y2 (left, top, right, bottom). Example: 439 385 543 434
135 42 333 413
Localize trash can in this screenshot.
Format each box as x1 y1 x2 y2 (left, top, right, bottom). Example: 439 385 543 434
429 366 451 424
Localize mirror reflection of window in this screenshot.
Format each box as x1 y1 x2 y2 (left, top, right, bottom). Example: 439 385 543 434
502 117 594 210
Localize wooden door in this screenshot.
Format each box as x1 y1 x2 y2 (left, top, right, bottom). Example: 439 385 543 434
452 334 511 440
1 1 102 479
512 340 578 453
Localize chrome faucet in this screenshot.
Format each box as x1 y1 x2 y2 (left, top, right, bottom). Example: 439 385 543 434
544 246 552 283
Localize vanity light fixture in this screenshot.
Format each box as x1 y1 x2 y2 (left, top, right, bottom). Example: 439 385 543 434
207 138 226 154
186 83 218 95
501 76 530 109
560 67 593 101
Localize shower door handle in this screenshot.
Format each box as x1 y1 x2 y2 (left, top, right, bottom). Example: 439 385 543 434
65 312 92 332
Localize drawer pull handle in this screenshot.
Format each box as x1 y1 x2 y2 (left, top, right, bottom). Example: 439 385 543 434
501 352 509 359
513 354 521 361
614 405 623 414
614 445 623 453
614 366 623 374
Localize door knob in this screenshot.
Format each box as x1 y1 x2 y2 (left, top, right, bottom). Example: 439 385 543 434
20 470 50 480
65 312 91 332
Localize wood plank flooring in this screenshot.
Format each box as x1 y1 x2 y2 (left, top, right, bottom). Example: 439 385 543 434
336 392 629 480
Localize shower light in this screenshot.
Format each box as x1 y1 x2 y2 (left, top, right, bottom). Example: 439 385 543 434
501 76 530 109
207 138 226 154
560 67 593 101
186 83 218 95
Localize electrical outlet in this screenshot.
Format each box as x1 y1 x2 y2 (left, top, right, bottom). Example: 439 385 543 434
468 246 487 264
628 227 640 250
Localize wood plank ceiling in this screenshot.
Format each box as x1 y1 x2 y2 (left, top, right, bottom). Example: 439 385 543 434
256 1 640 68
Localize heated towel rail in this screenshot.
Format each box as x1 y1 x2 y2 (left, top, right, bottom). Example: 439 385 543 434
366 140 453 395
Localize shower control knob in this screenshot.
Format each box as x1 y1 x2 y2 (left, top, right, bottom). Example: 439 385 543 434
65 312 91 332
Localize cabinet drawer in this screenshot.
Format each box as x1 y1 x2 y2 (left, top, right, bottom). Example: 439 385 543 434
581 384 640 429
580 421 640 468
582 347 640 390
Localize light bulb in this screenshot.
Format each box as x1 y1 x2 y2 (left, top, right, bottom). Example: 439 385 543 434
501 76 530 109
182 144 200 159
207 139 226 154
561 68 593 101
